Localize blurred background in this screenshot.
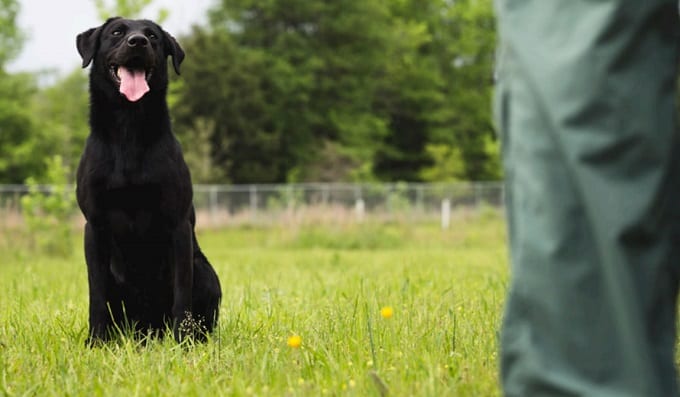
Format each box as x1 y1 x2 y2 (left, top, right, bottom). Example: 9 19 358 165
0 0 499 233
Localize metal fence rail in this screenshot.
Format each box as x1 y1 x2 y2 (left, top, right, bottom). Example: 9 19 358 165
0 182 505 227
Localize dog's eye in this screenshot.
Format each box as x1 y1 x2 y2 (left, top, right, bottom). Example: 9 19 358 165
148 33 158 40
112 30 123 36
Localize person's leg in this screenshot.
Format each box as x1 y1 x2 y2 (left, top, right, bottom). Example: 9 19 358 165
495 1 680 395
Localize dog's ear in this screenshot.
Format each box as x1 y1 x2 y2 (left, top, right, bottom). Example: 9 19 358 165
163 30 185 75
77 17 121 68
77 26 102 68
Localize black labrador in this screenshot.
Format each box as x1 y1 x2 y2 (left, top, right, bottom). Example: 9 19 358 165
76 17 221 343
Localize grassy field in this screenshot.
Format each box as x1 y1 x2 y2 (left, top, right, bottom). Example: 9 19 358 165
0 211 508 396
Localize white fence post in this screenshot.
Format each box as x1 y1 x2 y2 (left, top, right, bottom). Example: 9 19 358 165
441 198 451 230
355 198 365 223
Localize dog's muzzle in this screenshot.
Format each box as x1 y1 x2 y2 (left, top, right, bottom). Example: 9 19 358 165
109 36 156 102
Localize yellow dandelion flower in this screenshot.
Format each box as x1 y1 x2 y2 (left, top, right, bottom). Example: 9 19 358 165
287 335 302 348
380 306 394 319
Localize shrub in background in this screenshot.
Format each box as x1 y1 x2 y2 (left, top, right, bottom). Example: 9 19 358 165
20 155 76 257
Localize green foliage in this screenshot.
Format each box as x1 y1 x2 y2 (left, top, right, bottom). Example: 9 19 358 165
438 0 499 180
385 182 414 213
175 1 397 183
0 70 43 183
262 186 306 211
0 0 43 183
0 0 24 67
31 69 90 180
173 27 277 183
172 0 499 183
93 0 168 22
420 144 466 182
20 156 76 257
0 68 89 184
373 2 444 181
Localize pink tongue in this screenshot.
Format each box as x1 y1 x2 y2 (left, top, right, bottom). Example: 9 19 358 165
119 67 149 102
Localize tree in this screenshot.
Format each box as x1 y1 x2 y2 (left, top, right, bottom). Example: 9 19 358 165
0 0 44 183
0 0 24 67
375 0 499 182
175 0 396 183
31 69 89 180
172 27 278 183
433 0 499 180
292 1 393 182
0 70 41 183
0 67 90 183
372 1 445 181
174 0 500 183
93 0 168 22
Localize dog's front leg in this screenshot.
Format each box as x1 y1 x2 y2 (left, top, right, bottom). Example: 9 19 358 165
171 221 194 342
84 222 113 345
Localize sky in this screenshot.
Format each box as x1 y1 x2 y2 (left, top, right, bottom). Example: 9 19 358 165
8 0 214 75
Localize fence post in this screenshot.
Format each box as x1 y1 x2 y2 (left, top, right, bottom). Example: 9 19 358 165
441 198 451 230
287 185 294 214
249 185 258 222
355 198 365 223
209 185 218 225
354 184 365 223
321 184 329 207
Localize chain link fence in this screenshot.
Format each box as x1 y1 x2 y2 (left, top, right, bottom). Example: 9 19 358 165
0 182 505 228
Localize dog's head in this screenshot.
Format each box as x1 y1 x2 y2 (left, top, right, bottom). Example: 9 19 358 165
77 17 184 103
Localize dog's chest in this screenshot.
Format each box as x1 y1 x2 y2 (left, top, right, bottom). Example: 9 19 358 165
78 134 190 233
95 149 163 233
103 152 161 210
107 143 150 186
103 198 160 252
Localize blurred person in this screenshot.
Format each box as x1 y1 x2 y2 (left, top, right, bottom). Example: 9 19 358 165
494 1 680 395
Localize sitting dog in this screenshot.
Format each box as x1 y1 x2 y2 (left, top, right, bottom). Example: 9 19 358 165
76 17 221 343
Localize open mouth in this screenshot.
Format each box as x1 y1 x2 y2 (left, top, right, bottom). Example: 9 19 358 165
109 64 154 102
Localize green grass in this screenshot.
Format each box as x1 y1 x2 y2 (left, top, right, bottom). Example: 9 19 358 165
0 213 508 396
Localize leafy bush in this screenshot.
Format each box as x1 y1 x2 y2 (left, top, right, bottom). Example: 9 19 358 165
20 155 76 257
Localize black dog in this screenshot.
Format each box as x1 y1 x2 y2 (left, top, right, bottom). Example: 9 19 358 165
76 17 221 343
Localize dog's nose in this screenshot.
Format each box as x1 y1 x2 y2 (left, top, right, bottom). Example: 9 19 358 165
127 34 149 48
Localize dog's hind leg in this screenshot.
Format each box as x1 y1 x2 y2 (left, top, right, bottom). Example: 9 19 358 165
191 248 222 338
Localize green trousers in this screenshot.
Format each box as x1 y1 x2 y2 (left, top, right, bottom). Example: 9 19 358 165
495 1 680 396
